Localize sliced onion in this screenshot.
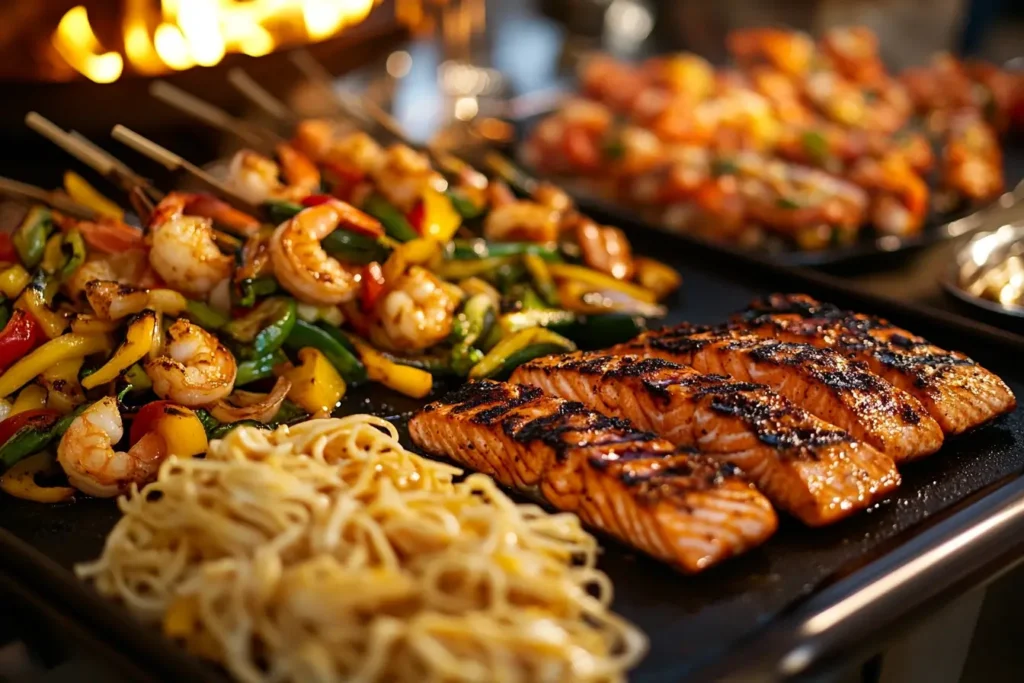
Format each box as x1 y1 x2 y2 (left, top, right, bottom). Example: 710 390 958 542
209 377 291 424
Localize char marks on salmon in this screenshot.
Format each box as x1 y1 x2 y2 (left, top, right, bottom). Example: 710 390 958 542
512 352 900 526
409 380 778 572
611 325 944 463
735 293 1016 434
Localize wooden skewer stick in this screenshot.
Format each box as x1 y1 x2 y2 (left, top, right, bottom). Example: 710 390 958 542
288 49 377 129
25 112 162 202
149 80 283 150
0 176 99 221
227 68 297 128
111 124 262 216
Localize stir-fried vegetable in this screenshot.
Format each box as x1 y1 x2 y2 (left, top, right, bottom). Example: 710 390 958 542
224 297 296 359
284 320 367 385
469 328 577 380
281 348 347 414
13 207 54 270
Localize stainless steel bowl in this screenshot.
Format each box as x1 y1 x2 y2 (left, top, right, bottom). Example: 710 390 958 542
942 223 1024 318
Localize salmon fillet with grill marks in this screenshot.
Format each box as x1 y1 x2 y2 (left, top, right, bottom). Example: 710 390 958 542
409 380 778 572
511 352 900 526
734 294 1016 434
611 326 944 463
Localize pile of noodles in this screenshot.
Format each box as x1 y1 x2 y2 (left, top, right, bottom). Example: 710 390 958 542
76 415 647 683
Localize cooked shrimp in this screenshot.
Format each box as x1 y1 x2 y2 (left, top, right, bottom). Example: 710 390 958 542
84 281 186 320
373 266 458 352
57 397 167 498
484 201 560 243
145 319 237 407
574 218 635 280
276 143 321 197
323 131 385 174
227 149 284 203
372 144 445 211
727 28 815 77
147 193 234 299
65 250 155 301
819 26 885 86
269 200 378 305
227 145 320 204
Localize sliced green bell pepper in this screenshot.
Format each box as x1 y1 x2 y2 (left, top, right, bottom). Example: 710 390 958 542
284 320 367 385
235 349 287 386
223 297 296 359
13 206 55 270
361 194 418 242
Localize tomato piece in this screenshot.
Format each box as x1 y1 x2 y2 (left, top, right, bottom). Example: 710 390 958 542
359 261 386 313
0 234 17 263
0 409 60 448
0 310 45 372
129 400 176 446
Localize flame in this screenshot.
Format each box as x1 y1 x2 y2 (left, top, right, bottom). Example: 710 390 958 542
52 6 124 83
53 0 382 83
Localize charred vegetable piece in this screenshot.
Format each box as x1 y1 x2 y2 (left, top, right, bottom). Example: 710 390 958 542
284 320 367 385
0 404 87 470
223 297 297 359
0 310 45 372
236 277 279 309
13 206 55 269
282 347 347 414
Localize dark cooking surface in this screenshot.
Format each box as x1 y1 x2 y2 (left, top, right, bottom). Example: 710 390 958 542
0 228 1022 682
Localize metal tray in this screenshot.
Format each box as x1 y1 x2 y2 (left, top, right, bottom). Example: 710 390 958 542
2 228 1024 682
513 121 1024 269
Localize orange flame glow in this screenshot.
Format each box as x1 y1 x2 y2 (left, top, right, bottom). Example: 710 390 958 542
53 0 379 83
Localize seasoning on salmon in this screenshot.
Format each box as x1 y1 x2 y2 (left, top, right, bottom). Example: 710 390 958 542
611 325 944 463
409 380 778 573
511 352 900 526
734 293 1016 434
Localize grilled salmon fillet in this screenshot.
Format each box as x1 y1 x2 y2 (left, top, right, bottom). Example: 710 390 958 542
409 380 778 572
511 353 900 526
612 326 944 463
735 294 1016 434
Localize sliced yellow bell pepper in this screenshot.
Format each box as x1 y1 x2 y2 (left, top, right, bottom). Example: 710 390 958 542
41 234 65 274
344 333 432 399
70 314 120 335
419 188 462 242
11 384 48 415
0 265 31 299
0 333 111 398
152 405 208 458
382 238 443 283
16 287 68 339
81 311 157 390
41 356 85 414
547 263 658 304
282 347 347 414
64 171 124 221
164 595 199 640
469 327 576 380
632 257 682 300
0 451 75 503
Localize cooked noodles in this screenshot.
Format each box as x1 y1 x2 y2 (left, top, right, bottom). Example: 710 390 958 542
76 415 647 682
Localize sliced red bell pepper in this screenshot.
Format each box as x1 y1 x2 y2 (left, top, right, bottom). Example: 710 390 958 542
301 194 335 208
359 261 386 313
0 310 45 372
406 201 425 235
129 400 176 446
0 234 18 264
0 409 60 449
